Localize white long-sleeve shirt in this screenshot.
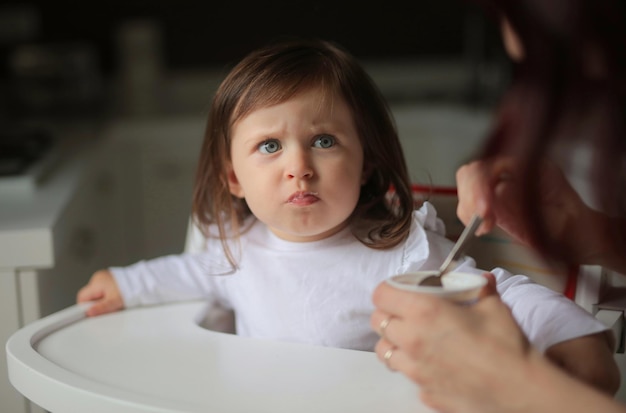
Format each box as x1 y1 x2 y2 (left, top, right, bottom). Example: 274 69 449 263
111 202 608 352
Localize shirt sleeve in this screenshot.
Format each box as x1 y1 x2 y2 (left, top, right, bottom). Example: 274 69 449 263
489 266 611 353
453 260 610 352
110 251 235 308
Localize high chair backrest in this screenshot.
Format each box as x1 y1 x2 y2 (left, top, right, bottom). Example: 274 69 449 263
184 219 237 333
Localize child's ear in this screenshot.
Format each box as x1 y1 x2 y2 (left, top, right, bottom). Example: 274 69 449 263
227 164 245 198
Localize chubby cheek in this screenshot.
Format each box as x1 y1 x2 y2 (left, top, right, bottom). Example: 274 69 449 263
230 169 278 211
228 152 269 200
328 167 365 209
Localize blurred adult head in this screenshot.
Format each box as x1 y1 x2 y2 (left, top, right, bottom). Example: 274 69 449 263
474 0 626 263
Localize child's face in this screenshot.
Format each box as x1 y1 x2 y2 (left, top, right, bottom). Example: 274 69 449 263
228 88 366 242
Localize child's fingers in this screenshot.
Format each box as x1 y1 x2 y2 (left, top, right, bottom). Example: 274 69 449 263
85 298 123 317
77 269 117 303
76 286 104 303
77 270 123 316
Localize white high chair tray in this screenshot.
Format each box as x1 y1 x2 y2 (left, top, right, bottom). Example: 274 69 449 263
7 301 433 413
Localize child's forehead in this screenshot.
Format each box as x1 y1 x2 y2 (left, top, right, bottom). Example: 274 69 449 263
232 86 348 123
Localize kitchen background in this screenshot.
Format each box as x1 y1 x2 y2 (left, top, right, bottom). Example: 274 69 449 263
3 2 623 413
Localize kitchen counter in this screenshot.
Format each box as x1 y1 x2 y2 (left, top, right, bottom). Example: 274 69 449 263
0 149 83 269
0 123 101 269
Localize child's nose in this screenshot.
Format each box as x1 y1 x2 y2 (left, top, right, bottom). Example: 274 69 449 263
286 149 314 179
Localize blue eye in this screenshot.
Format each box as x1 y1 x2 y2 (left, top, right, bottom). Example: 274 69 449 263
258 139 281 154
313 135 335 148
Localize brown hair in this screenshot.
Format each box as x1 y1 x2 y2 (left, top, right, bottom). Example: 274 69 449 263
476 0 626 263
192 38 414 266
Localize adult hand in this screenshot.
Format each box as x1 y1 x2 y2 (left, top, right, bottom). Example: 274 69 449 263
370 273 540 413
76 269 125 317
455 157 605 264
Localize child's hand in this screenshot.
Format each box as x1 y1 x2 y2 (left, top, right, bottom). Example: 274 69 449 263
76 270 125 317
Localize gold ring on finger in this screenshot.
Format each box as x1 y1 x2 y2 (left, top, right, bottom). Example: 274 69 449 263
383 347 396 371
379 316 392 338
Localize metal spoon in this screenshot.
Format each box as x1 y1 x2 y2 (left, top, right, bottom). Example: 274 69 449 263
418 214 483 287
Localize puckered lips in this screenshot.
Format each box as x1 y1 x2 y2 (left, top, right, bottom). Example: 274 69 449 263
287 191 319 206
